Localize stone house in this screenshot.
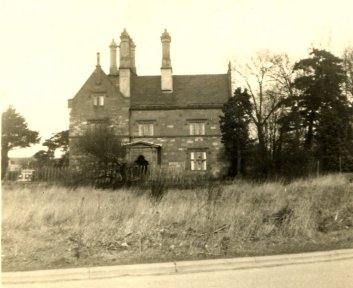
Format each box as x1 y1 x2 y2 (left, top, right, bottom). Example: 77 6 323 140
68 29 231 176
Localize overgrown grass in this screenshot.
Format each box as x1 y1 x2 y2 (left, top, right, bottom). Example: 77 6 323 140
2 174 353 271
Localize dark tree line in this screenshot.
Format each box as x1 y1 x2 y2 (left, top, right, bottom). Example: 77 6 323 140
221 48 353 178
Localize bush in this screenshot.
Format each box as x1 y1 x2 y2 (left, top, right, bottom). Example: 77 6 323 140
149 175 168 203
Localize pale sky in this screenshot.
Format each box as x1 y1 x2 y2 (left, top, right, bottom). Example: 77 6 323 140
1 0 353 157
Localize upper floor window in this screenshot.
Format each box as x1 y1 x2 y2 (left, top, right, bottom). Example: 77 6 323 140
190 151 207 171
93 95 105 106
189 122 205 135
138 123 154 136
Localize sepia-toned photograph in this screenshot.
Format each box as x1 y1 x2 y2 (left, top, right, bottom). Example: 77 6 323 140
1 0 353 287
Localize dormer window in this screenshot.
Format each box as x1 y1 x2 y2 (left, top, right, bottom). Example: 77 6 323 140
93 95 105 106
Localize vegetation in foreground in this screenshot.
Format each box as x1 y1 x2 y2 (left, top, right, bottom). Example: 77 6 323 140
2 174 353 272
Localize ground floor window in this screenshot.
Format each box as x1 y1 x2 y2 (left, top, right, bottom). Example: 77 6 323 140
87 118 109 130
190 151 207 171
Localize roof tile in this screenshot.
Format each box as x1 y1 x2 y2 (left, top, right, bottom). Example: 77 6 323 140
130 74 229 108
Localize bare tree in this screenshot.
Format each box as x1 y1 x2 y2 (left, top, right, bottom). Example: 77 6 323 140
233 51 293 174
342 46 353 100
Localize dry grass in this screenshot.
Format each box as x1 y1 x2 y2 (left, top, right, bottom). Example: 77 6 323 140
2 174 353 271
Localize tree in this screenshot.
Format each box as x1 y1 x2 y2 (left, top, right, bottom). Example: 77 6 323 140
281 49 353 172
78 127 125 163
234 51 293 175
43 130 69 159
220 87 252 177
76 126 126 187
33 150 51 167
1 106 40 178
343 45 353 99
33 130 69 167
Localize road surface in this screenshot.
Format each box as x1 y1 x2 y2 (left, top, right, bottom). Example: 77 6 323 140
3 257 352 288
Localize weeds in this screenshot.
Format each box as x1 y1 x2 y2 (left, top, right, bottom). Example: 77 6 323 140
2 174 353 272
149 173 168 203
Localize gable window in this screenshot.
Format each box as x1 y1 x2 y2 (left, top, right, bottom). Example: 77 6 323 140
138 123 154 136
190 151 207 171
189 122 205 135
93 95 105 106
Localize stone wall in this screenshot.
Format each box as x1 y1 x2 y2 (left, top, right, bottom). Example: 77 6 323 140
68 70 130 169
130 108 228 176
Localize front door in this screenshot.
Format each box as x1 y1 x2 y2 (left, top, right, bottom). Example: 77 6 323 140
125 141 161 169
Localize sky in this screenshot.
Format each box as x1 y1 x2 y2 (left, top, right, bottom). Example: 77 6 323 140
1 0 353 157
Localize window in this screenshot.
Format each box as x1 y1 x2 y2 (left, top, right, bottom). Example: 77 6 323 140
87 118 109 130
138 123 154 136
189 122 205 135
190 151 207 171
93 95 105 106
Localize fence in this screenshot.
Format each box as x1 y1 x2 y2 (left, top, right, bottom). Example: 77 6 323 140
3 167 71 183
2 165 213 188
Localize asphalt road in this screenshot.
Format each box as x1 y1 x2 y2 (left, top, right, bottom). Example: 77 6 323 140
3 258 352 288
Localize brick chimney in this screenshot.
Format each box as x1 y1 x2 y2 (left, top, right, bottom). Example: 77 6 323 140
160 29 173 92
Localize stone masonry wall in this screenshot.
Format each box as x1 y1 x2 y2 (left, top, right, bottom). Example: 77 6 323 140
69 72 130 169
130 108 227 176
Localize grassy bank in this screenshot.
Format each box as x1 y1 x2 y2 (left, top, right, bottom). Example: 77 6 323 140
2 174 353 271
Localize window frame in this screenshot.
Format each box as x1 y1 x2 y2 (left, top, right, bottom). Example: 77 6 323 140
188 121 206 136
190 151 207 171
87 118 109 130
137 122 154 136
93 94 105 107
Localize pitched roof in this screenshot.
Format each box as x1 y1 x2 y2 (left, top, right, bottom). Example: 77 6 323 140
71 66 123 104
130 74 230 109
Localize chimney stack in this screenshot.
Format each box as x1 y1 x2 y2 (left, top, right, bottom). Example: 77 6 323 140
119 29 133 97
130 39 136 74
109 39 118 75
119 29 131 68
160 29 173 92
96 52 101 67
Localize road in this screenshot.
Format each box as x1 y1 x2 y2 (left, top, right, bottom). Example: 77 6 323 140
3 258 352 288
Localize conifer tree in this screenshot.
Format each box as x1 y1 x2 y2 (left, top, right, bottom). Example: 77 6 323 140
220 88 252 176
1 106 40 178
281 49 353 172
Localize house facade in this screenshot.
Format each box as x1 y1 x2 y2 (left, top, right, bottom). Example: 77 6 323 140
68 29 231 176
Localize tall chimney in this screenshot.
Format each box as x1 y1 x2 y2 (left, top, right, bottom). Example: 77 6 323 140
96 52 101 67
119 29 132 97
160 29 173 92
119 29 131 68
109 39 118 75
227 61 232 97
130 39 136 74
